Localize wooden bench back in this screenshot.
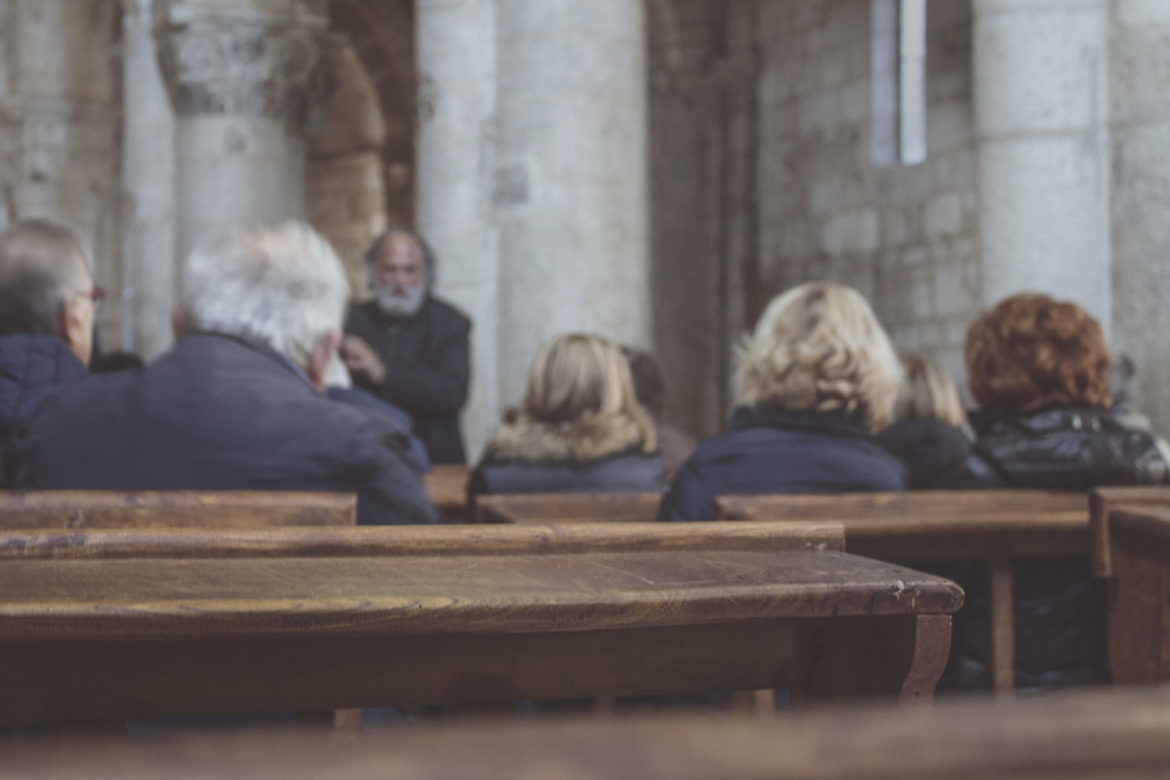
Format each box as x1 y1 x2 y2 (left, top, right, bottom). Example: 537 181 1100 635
1088 486 1170 577
0 520 846 560
424 465 469 522
476 492 662 524
717 490 1089 559
8 681 1170 778
0 491 357 529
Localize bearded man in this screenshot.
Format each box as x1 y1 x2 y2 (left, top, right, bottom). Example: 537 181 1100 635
342 228 471 464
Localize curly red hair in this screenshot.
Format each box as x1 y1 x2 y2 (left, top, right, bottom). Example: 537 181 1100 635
965 293 1112 412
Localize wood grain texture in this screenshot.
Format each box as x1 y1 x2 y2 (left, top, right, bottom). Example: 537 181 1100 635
0 522 846 560
1090 487 1170 577
476 493 663 524
425 465 469 522
0 523 960 725
9 683 1170 779
0 491 356 529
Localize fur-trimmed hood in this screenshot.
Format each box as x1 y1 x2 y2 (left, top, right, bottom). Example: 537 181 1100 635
483 410 652 464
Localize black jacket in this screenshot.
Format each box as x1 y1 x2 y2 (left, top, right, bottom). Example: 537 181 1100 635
0 334 87 483
877 418 973 489
944 406 1170 691
345 298 470 465
657 406 908 523
10 333 437 525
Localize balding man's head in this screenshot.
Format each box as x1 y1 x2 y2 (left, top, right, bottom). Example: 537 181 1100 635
0 219 96 364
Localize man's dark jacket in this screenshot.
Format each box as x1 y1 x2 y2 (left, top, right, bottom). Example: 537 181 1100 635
345 297 470 464
657 406 908 523
9 333 437 525
0 334 87 484
941 406 1170 691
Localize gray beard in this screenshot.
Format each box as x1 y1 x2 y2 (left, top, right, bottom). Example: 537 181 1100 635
375 285 426 318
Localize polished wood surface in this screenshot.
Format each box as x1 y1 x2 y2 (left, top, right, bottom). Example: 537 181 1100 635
0 522 961 724
0 491 356 529
717 490 1089 695
1093 502 1170 683
424 465 470 521
8 683 1170 779
1088 486 1170 577
476 492 662 523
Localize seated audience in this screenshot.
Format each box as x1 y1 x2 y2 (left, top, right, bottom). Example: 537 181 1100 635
877 354 973 488
658 281 907 524
324 359 431 473
90 350 144 373
343 228 470 465
0 220 94 479
947 292 1170 690
468 333 663 516
623 346 696 480
10 222 436 525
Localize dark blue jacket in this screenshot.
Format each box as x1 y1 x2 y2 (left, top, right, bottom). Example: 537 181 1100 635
657 406 908 523
345 298 470 465
0 334 87 484
10 333 437 525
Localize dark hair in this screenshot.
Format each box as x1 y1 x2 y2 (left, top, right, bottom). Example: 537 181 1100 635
0 268 64 337
622 346 665 416
965 293 1111 412
363 227 437 288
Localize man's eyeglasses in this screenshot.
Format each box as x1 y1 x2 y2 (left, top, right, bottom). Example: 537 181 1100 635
76 285 106 313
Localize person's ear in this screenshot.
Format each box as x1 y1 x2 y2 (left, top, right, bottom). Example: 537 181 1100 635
60 294 93 365
306 329 343 392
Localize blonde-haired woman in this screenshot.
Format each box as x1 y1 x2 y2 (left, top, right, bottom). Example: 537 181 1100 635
877 354 973 489
468 333 663 514
658 281 906 523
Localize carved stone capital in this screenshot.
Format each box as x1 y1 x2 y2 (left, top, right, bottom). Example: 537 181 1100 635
155 10 337 127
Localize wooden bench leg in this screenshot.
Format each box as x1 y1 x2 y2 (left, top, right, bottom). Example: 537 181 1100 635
987 554 1015 695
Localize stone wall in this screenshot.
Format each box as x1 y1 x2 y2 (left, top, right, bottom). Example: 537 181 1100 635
755 0 979 386
1109 0 1170 433
0 0 123 350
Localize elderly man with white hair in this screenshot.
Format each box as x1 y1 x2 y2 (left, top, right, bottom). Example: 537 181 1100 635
10 222 436 525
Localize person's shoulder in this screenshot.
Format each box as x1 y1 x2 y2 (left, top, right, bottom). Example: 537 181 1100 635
425 296 471 332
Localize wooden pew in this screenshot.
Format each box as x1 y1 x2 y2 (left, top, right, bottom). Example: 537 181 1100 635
8 682 1170 779
0 522 962 725
1089 491 1170 683
424 465 470 523
0 490 357 529
1088 486 1170 577
717 490 1088 694
475 492 661 524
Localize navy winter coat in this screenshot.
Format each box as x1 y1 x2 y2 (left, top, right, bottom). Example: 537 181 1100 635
0 334 87 483
657 406 908 523
10 333 437 525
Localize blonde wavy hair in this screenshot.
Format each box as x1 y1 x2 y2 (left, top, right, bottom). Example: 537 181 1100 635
733 282 902 431
893 354 970 431
520 333 657 453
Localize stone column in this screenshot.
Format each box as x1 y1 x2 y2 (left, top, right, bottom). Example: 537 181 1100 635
1110 0 1170 432
493 0 652 411
972 0 1111 330
154 0 335 267
122 0 176 360
415 0 499 460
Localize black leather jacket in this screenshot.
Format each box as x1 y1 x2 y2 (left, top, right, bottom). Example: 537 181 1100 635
943 406 1170 691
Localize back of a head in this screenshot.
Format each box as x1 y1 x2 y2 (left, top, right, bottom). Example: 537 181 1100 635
734 281 902 431
964 292 1111 413
0 219 89 337
181 222 350 363
893 354 969 429
522 333 656 452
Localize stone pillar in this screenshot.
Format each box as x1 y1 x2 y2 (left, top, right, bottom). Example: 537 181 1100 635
122 0 176 360
415 0 499 460
972 0 1111 330
493 0 651 411
1110 0 1170 432
154 0 335 267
